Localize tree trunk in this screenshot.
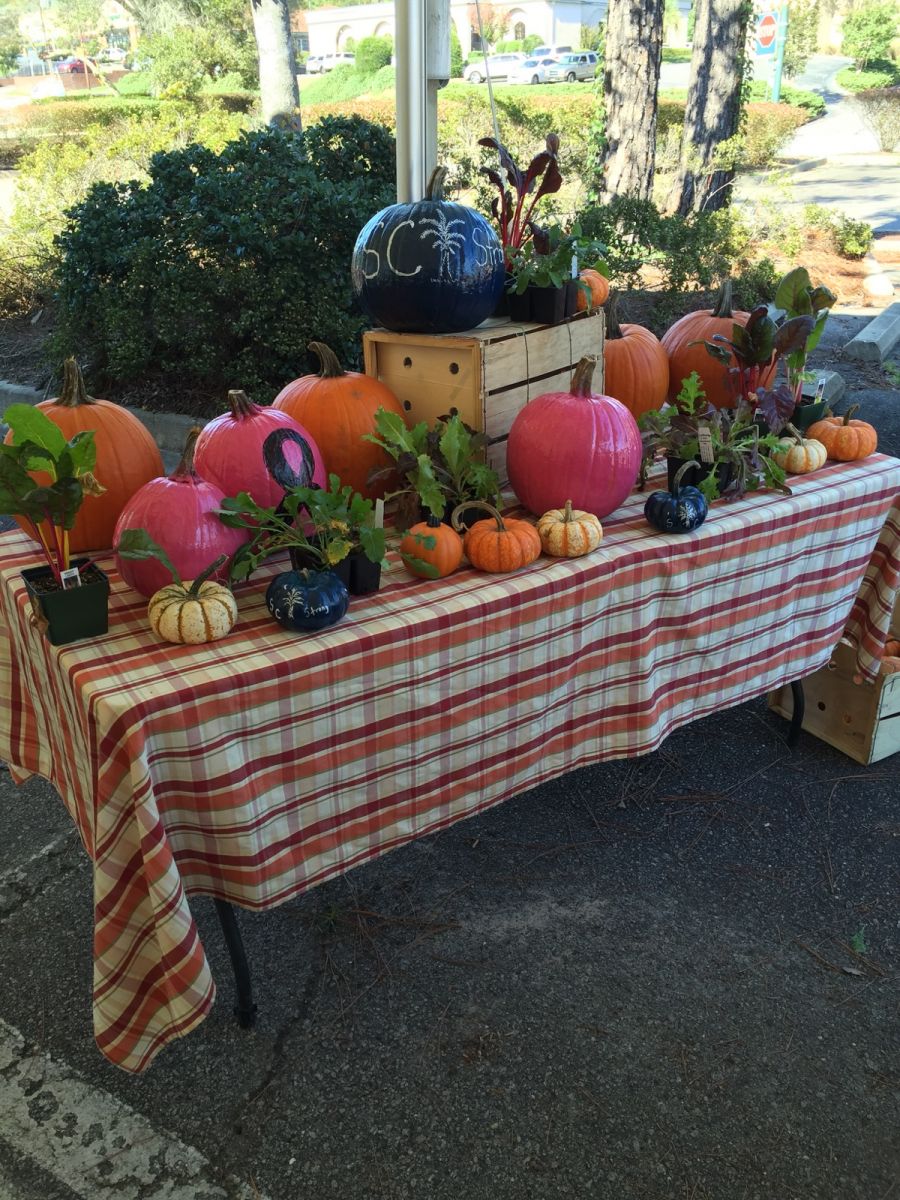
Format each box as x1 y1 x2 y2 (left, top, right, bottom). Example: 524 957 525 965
251 0 300 129
600 0 664 203
667 0 751 216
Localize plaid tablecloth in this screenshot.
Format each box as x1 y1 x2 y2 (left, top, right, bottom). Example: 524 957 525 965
1 456 899 1072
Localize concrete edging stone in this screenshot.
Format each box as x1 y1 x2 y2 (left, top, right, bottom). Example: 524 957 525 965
843 301 900 364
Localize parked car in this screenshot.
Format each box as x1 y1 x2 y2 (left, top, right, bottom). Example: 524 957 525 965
545 51 599 83
531 44 572 58
56 57 92 74
305 54 325 74
509 55 559 85
321 52 356 72
96 46 127 64
463 52 525 84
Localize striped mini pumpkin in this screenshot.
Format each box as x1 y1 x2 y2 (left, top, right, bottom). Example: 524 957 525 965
147 580 238 644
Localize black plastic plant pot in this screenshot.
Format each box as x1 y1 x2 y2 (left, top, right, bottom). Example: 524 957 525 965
21 558 109 646
507 287 532 322
791 398 829 432
288 545 380 596
666 456 734 496
528 284 567 326
564 279 581 318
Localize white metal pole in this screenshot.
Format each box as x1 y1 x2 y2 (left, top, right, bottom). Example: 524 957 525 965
395 0 426 203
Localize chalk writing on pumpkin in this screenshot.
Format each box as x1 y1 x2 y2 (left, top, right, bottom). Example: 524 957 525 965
420 211 466 280
359 216 503 282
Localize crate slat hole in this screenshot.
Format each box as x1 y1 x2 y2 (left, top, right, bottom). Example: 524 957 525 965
403 356 412 368
449 362 460 375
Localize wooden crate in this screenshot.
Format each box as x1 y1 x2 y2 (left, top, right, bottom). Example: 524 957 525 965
362 312 604 482
768 603 900 764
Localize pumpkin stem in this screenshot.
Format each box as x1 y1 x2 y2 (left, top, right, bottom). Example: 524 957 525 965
187 554 228 596
842 404 860 426
604 293 624 341
672 459 701 493
56 358 96 407
228 389 259 419
570 355 598 398
308 342 346 379
426 513 443 528
174 427 203 478
450 500 504 532
425 165 448 201
711 278 734 319
784 423 803 444
563 499 574 522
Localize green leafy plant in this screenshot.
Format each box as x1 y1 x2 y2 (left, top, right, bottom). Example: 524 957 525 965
506 220 607 294
365 409 500 525
849 927 868 954
638 372 789 502
477 132 563 262
770 267 836 407
830 214 873 260
216 476 386 583
840 2 900 70
0 404 105 583
116 527 228 592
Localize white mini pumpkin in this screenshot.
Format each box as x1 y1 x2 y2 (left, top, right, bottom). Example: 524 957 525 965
148 579 238 644
771 429 827 475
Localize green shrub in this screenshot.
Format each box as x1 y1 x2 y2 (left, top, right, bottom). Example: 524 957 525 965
661 48 692 63
450 22 463 77
747 79 826 118
740 101 809 166
142 26 257 98
113 70 153 95
831 214 872 259
301 63 394 103
731 258 779 309
851 86 900 150
355 35 392 74
52 117 396 404
841 3 900 70
835 60 900 91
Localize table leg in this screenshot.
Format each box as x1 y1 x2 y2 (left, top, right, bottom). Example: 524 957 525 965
787 680 805 749
213 899 258 1028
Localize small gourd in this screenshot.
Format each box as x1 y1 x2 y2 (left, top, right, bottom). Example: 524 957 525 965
266 568 349 633
536 500 603 558
452 501 542 573
400 515 464 578
644 460 709 534
806 404 877 461
147 555 238 644
771 426 827 475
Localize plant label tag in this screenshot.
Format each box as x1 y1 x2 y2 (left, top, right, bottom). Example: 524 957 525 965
697 425 714 464
59 567 82 590
374 498 384 530
814 377 827 402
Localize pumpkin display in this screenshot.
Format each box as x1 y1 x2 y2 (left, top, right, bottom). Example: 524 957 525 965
265 568 350 633
113 429 246 598
506 356 642 519
771 428 828 475
351 165 505 334
644 460 709 534
660 279 777 408
194 389 326 508
575 268 610 313
806 406 878 462
602 296 669 420
536 501 603 557
272 343 405 499
452 502 541 573
7 358 163 552
400 515 464 578
148 562 238 645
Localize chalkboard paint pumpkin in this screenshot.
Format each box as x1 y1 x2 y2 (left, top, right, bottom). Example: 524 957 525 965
644 460 709 534
266 569 349 633
351 165 505 334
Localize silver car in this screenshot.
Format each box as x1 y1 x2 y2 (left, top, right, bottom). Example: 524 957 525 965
463 53 525 84
509 56 559 85
545 51 599 83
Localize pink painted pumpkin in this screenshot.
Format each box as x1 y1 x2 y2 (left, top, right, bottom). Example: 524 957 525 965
506 356 642 518
194 389 326 507
113 429 247 598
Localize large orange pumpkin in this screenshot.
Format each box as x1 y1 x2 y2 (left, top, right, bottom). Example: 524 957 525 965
602 295 669 420
660 279 777 409
7 359 163 552
272 342 406 499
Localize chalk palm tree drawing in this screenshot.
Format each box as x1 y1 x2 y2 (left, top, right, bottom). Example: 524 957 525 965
420 212 467 280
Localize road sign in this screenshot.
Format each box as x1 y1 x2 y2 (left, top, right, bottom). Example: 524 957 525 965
755 11 779 55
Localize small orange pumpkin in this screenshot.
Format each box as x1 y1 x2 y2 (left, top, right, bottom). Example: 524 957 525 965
576 268 610 313
806 405 877 462
882 639 900 658
452 502 541 573
399 516 463 579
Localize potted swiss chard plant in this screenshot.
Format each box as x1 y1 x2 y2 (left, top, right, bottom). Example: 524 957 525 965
505 221 608 325
0 404 109 645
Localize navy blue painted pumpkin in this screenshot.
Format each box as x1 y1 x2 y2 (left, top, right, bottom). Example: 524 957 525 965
265 569 349 632
351 165 505 334
644 460 709 534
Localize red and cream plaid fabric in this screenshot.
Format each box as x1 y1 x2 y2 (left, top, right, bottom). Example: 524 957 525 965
1 456 899 1072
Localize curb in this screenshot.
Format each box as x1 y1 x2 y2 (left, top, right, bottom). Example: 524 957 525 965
773 155 828 174
843 301 900 364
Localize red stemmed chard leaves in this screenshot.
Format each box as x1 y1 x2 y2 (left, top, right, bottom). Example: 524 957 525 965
478 133 562 264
